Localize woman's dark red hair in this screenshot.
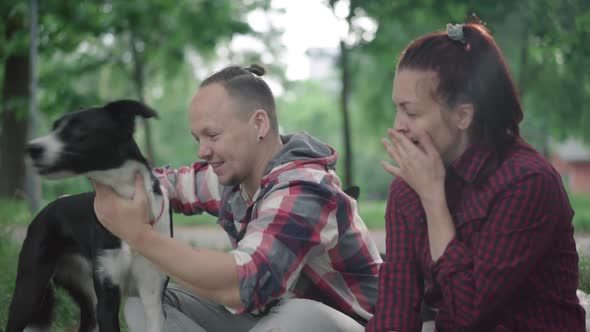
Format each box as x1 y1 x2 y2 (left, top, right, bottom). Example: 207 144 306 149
397 23 523 158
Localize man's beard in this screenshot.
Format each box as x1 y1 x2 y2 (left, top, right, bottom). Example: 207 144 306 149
219 173 242 187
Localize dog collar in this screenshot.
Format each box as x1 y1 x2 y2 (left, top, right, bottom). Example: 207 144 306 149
149 198 165 226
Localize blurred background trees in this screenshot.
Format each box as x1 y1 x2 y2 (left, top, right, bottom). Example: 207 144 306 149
1 0 588 207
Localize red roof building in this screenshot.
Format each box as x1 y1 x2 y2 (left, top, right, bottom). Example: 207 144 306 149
550 139 590 194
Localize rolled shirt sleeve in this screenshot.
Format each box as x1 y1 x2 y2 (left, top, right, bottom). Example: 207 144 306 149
153 162 224 217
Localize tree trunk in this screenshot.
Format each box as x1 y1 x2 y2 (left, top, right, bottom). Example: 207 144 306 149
0 8 30 199
130 35 156 165
26 0 43 213
339 41 354 188
0 55 30 198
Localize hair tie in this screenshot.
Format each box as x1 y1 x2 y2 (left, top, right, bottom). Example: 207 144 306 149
446 23 466 44
245 64 266 77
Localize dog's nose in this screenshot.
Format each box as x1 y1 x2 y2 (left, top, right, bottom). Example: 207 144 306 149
27 143 44 160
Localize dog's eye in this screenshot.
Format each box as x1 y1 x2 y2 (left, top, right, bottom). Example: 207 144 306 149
63 124 88 140
52 119 62 131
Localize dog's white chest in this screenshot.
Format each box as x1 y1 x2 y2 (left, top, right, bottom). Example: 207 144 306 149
97 244 134 290
97 242 165 298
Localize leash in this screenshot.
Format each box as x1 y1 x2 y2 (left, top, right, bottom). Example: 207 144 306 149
144 182 174 318
149 198 166 226
153 193 174 319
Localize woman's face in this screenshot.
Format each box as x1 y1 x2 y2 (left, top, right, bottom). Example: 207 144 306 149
392 69 472 165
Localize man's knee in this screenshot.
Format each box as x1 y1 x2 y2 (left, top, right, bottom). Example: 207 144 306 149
125 295 208 332
163 286 181 307
251 299 364 332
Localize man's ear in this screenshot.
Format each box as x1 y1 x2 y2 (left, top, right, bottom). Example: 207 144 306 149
454 103 474 131
251 109 270 139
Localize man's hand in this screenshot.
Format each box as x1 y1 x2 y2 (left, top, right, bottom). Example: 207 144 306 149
93 174 152 247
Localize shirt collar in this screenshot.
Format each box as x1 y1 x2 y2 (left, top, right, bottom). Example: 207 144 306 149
449 143 492 184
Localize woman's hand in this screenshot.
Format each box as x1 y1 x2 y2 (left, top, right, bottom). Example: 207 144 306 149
381 129 446 204
93 174 152 247
382 129 455 261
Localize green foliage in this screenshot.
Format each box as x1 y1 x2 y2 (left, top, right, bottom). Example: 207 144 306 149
277 79 393 198
358 0 589 143
31 0 264 119
0 199 32 226
0 0 277 200
572 194 590 232
277 80 341 148
517 0 590 142
0 2 30 60
1 1 588 207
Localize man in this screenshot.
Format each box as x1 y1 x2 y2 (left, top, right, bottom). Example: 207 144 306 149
93 64 382 332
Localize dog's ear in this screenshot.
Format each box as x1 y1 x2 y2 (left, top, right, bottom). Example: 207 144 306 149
104 99 159 121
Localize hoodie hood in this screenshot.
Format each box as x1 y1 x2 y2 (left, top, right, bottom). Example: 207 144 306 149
262 132 338 181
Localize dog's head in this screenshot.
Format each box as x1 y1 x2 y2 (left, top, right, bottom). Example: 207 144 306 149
27 100 157 179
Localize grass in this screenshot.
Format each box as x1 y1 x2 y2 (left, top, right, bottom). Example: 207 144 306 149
571 194 590 232
0 229 129 331
0 199 34 226
357 200 388 229
0 201 128 330
0 229 84 329
579 255 590 293
1 189 588 232
172 212 217 226
0 229 19 327
171 200 388 229
2 192 589 231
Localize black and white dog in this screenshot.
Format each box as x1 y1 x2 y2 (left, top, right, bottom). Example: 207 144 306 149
6 100 170 332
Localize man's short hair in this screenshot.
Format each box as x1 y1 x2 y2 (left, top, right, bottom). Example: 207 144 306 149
200 64 278 134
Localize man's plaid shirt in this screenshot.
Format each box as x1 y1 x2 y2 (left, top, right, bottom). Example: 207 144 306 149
155 133 382 323
367 139 585 331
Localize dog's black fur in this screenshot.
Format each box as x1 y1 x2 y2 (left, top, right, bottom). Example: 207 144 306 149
6 100 170 332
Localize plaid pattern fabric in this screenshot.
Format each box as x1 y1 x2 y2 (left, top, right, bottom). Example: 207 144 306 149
367 139 586 332
154 134 382 323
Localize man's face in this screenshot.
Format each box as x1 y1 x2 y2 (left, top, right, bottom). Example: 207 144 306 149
189 83 258 186
392 69 466 165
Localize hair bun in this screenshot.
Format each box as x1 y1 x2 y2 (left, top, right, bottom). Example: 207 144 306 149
246 64 266 76
466 13 486 26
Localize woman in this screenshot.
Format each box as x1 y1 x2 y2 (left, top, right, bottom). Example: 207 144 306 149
367 19 585 331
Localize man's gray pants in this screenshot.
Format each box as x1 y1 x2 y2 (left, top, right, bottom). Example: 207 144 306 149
124 285 365 332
